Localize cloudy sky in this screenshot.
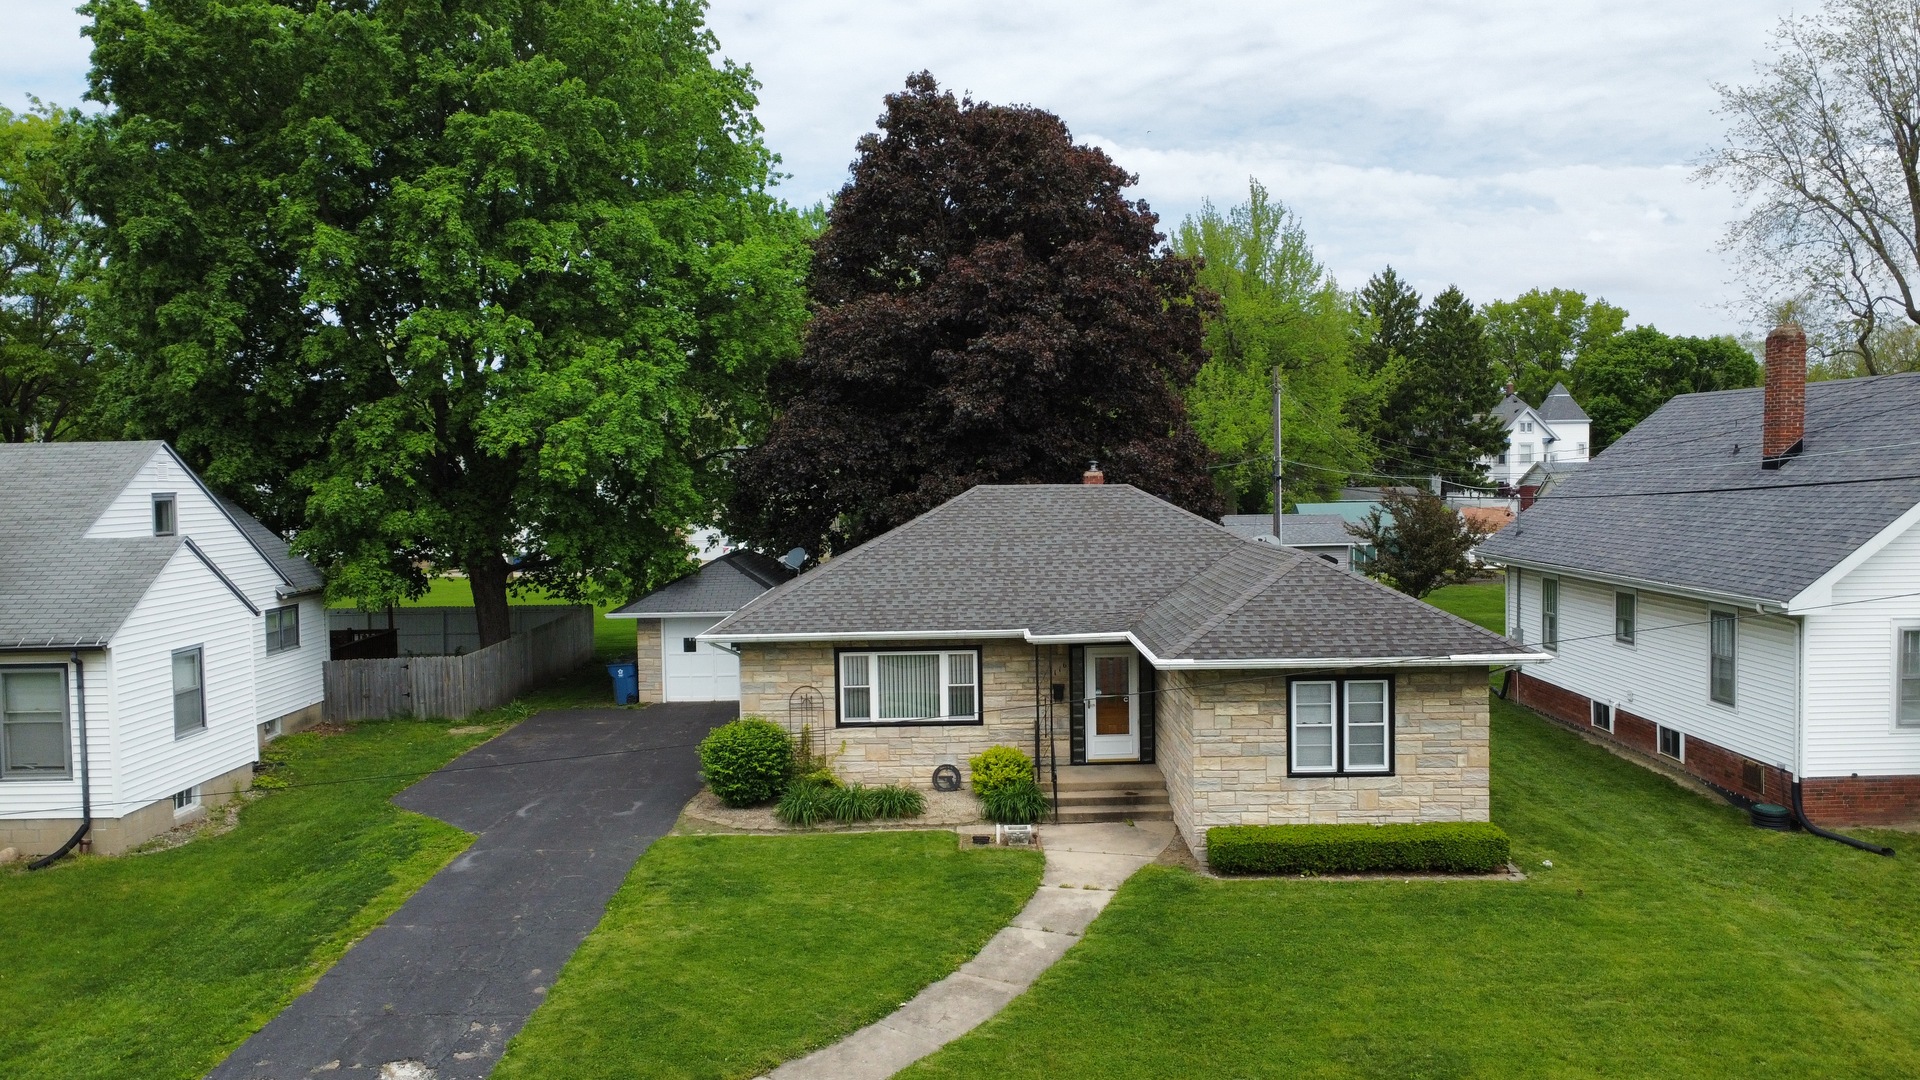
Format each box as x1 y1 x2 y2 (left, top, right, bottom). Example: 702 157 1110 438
7 0 1801 336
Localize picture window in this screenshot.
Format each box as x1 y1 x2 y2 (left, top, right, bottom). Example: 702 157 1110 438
837 649 982 725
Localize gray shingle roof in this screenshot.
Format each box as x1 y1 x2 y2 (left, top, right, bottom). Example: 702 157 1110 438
1538 382 1590 423
0 442 179 648
1221 513 1360 548
1492 393 1530 426
1480 372 1920 603
710 485 1527 665
611 550 794 616
213 494 325 596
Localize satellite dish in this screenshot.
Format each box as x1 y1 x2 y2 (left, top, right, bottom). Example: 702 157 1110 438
780 547 809 571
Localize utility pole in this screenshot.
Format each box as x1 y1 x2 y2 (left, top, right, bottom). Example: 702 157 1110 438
1271 366 1283 546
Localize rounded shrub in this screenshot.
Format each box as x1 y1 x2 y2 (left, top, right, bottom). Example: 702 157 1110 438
698 717 794 807
969 745 1034 797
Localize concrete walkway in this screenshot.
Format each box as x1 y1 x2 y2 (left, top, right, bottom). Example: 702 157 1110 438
764 820 1176 1080
209 702 733 1080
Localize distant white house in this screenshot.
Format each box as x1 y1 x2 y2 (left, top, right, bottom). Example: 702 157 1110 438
0 442 326 857
1482 328 1920 826
1485 383 1591 488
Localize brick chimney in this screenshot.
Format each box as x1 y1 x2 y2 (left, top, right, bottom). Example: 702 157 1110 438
1762 324 1807 469
1082 461 1104 485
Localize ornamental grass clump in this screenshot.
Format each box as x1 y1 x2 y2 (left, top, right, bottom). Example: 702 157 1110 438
779 780 925 828
774 779 831 827
697 717 794 807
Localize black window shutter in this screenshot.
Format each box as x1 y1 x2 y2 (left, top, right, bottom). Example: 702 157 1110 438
1068 645 1086 765
1137 659 1156 764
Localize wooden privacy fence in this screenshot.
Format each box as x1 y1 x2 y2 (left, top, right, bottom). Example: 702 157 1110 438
323 606 595 721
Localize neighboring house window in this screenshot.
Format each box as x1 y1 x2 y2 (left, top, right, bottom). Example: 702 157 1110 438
152 493 176 536
1 668 70 779
837 649 982 725
1519 421 1534 433
1577 441 1588 453
1592 701 1612 732
1497 452 1508 465
1899 629 1920 727
1541 578 1559 649
173 647 206 736
1709 610 1737 706
1289 677 1393 776
1658 725 1685 761
265 605 301 653
1614 591 1636 644
173 786 199 813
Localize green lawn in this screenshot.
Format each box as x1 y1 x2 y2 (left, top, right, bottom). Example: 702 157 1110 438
1426 579 1505 633
901 698 1920 1079
495 832 1043 1080
329 576 635 659
0 716 515 1080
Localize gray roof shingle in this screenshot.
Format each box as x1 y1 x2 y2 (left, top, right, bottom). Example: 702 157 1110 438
1538 382 1590 423
1221 513 1360 547
611 550 794 616
213 494 326 596
1480 372 1920 603
710 485 1526 665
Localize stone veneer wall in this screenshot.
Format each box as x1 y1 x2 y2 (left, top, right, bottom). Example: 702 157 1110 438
0 760 254 857
737 640 1046 787
1162 666 1491 857
632 619 663 704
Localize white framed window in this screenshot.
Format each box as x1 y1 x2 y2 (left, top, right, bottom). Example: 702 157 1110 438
682 637 698 653
1897 627 1920 728
1658 725 1685 761
1541 577 1559 649
1290 677 1393 776
1591 701 1612 732
1 667 71 780
152 493 176 536
172 786 199 814
1517 445 1535 464
1519 421 1534 433
1709 610 1737 706
265 604 301 653
1614 591 1636 645
837 648 982 725
173 647 205 737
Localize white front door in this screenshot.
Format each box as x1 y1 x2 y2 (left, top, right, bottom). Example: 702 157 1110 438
1085 647 1140 761
661 617 740 702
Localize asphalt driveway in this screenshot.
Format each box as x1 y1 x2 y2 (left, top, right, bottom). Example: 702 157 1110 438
209 702 734 1080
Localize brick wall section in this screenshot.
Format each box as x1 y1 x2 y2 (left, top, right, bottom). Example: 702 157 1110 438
1512 671 1920 824
632 619 662 704
1162 667 1491 857
0 761 254 857
737 640 1047 787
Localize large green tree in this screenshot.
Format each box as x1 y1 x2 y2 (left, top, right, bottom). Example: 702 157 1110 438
1360 282 1507 486
81 0 808 644
1482 287 1627 404
0 104 107 443
1175 180 1372 512
727 73 1218 558
1573 327 1760 450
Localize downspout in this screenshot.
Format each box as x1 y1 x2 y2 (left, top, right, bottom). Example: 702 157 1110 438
1792 782 1893 856
29 651 91 870
1786 616 1892 856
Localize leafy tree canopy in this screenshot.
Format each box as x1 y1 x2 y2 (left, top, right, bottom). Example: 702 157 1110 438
1346 488 1492 598
81 0 809 644
727 73 1219 557
0 103 108 443
1175 179 1374 513
1359 280 1508 487
1482 287 1627 404
1573 327 1760 451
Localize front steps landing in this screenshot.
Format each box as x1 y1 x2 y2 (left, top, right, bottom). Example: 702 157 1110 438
1047 762 1172 824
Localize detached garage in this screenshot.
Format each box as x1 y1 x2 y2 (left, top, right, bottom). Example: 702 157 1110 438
608 551 793 703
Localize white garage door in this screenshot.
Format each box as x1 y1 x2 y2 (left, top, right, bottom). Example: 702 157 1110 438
661 616 740 702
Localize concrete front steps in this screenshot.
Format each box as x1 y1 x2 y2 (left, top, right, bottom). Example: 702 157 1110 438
1049 762 1173 823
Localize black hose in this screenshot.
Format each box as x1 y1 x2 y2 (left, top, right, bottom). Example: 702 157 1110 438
1791 780 1894 857
30 652 91 870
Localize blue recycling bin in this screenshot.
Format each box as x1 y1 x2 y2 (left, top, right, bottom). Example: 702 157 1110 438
607 661 639 705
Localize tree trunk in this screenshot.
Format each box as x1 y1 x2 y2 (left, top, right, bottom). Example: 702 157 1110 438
467 555 514 648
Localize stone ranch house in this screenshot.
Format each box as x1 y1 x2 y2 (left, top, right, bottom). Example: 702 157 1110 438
704 481 1539 857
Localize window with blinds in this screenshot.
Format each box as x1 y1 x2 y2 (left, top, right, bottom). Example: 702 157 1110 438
838 649 982 724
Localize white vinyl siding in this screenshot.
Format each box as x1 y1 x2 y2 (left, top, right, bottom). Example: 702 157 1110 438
1512 570 1797 769
838 650 981 724
1803 516 1920 775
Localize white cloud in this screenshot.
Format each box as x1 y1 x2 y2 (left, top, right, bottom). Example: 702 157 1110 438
6 0 1803 334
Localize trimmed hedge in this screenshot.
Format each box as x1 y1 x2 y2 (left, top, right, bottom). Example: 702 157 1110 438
698 717 794 807
1206 822 1511 875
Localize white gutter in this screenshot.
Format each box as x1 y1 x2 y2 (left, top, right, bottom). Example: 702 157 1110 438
604 610 738 620
702 625 1547 670
1485 554 1788 614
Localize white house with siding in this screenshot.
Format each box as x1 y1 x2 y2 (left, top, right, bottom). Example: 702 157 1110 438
0 442 326 857
1481 327 1920 825
1484 382 1591 489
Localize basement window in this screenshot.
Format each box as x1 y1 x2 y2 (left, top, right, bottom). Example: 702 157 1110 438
1658 725 1685 761
172 786 199 813
1591 701 1612 733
